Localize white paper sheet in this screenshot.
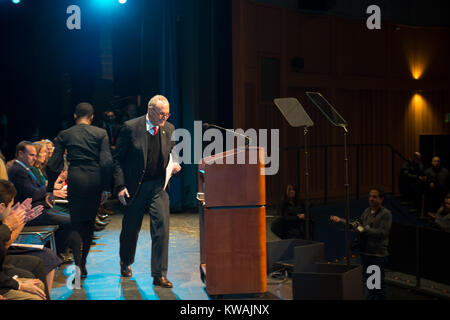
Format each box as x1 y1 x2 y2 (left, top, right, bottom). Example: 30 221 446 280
164 154 174 190
11 243 44 250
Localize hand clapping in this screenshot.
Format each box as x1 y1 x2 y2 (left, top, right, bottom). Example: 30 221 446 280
3 202 27 231
9 198 44 224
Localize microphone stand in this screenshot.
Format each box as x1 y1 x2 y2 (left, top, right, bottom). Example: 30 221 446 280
303 126 311 240
203 123 252 147
342 125 351 266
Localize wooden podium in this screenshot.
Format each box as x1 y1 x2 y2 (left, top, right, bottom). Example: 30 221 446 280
198 147 267 296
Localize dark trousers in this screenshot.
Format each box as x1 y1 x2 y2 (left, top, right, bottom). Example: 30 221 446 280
361 254 388 300
68 164 103 269
120 178 170 278
3 254 50 299
26 208 72 255
71 220 95 268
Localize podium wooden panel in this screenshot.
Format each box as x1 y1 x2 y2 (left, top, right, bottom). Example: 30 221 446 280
198 147 267 295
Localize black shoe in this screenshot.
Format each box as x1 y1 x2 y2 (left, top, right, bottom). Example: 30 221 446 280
120 262 132 277
97 214 109 221
153 276 173 288
80 265 88 278
95 217 109 226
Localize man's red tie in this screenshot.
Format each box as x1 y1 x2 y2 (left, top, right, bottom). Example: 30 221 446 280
153 127 158 135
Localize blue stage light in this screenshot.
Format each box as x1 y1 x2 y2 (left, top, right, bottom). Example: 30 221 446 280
118 0 127 4
12 0 21 4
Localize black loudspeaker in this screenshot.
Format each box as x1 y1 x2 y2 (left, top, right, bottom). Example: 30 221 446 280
291 57 304 72
292 263 364 300
267 239 364 300
266 239 325 273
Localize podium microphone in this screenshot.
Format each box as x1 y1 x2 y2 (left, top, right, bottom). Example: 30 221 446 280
202 122 252 145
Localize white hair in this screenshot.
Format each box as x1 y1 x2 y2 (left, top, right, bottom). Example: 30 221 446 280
148 95 169 108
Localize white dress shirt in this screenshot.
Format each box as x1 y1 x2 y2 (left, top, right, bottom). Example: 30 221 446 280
145 114 159 136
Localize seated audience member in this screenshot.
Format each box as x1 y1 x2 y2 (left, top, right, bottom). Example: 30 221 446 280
0 150 7 180
0 180 48 300
31 143 82 265
399 152 426 212
5 159 15 171
31 141 68 196
41 139 55 160
7 141 74 258
271 184 308 239
1 179 62 295
427 194 450 233
4 200 62 295
29 142 49 187
424 157 450 213
17 142 81 265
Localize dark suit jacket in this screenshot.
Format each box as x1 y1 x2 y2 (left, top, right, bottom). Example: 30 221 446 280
47 123 113 192
113 116 176 205
7 162 47 207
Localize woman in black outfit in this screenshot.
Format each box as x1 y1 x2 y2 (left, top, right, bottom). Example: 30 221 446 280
47 103 113 277
271 184 308 239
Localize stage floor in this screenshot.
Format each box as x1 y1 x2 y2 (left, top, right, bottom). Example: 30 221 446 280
50 209 445 300
51 211 289 300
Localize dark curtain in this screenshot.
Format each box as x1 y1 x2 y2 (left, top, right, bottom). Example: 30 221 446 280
135 0 183 209
0 0 232 211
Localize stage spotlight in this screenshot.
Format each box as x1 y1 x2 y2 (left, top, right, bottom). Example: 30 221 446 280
12 0 21 4
118 0 127 4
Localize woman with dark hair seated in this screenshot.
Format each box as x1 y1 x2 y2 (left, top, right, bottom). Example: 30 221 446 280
271 184 308 239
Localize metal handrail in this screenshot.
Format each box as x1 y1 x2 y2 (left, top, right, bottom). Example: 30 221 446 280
281 143 408 204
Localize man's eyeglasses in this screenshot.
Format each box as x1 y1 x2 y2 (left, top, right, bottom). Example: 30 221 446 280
151 108 171 120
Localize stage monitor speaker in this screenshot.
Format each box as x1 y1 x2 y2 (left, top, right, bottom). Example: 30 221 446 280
292 263 363 300
267 239 325 274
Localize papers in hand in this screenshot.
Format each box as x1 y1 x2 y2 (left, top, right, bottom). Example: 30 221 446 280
164 154 174 190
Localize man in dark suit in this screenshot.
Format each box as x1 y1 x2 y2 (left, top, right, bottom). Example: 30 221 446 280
114 95 181 288
7 141 72 256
